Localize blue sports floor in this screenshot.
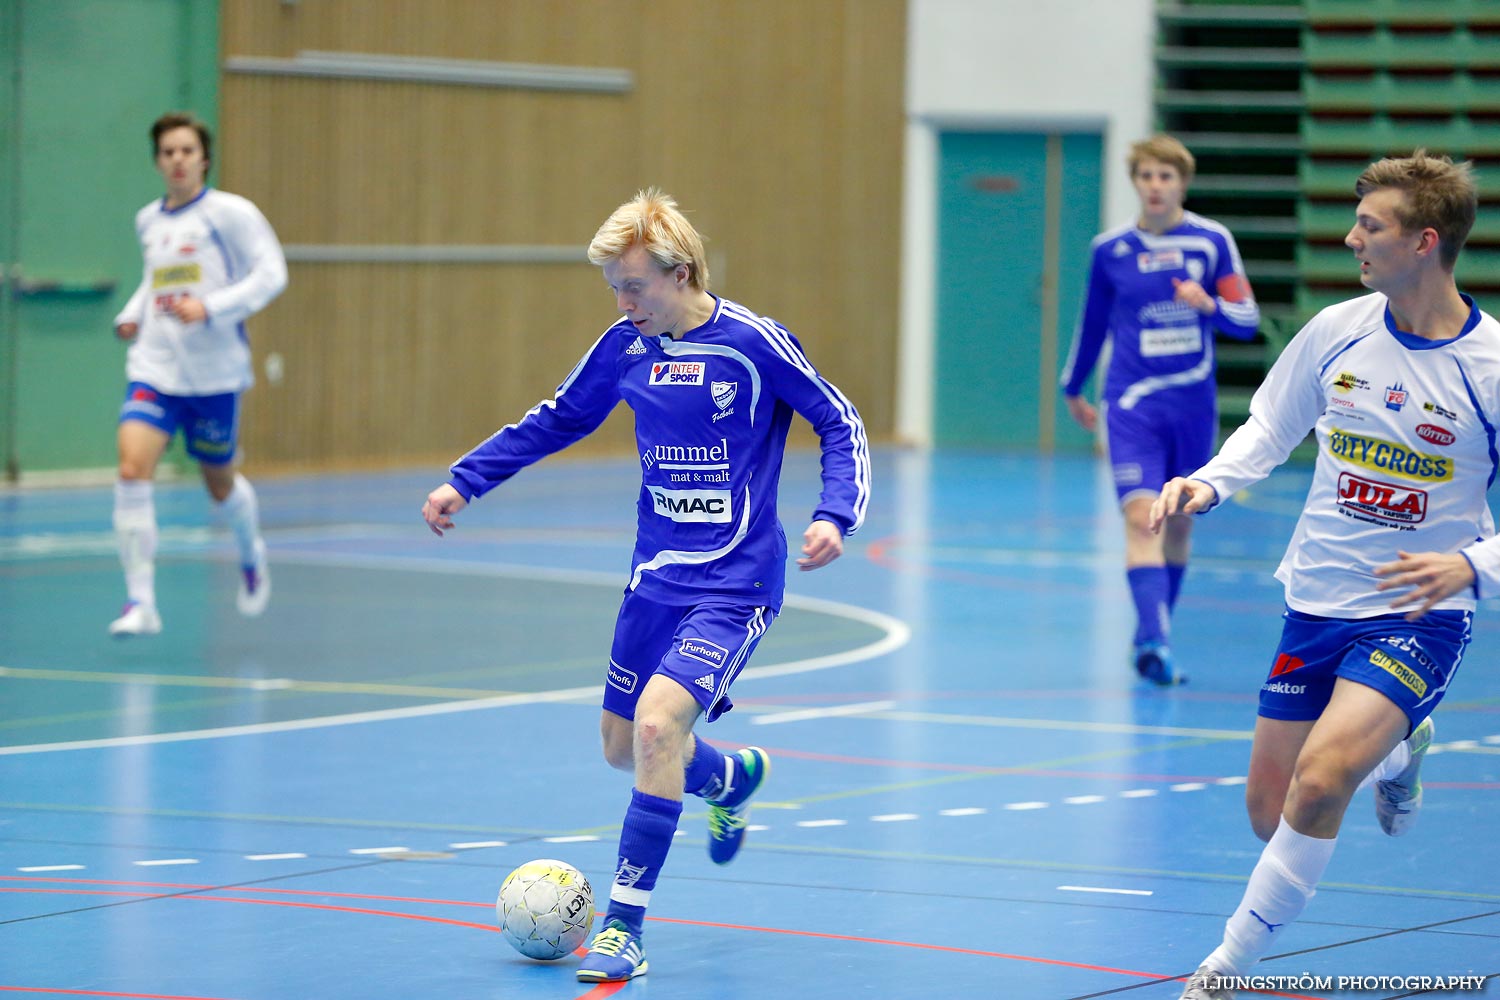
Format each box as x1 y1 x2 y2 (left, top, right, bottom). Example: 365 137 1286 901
1 449 1496 999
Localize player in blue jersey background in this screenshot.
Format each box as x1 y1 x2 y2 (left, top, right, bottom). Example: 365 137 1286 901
421 189 870 983
1059 134 1260 684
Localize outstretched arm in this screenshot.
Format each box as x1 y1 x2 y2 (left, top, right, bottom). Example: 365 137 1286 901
421 483 468 537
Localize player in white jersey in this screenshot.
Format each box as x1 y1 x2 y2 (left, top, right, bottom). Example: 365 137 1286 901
108 112 287 637
1061 135 1260 685
1151 151 1490 999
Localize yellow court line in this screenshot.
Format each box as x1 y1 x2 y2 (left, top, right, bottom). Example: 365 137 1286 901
0 664 517 700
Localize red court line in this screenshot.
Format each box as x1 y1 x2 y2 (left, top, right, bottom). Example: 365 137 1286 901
0 989 236 999
0 882 1317 998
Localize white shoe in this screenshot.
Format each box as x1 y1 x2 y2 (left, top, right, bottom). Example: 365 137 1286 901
1376 716 1434 836
109 602 162 637
1180 965 1234 999
236 538 271 617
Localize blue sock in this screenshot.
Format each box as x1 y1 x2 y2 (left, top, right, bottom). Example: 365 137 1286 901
683 735 727 801
1166 564 1187 610
604 789 682 936
1126 566 1170 646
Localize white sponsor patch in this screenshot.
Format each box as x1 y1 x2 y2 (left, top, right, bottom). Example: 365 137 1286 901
607 660 638 694
1139 326 1202 357
1137 248 1184 273
649 361 706 386
680 637 729 667
649 487 732 523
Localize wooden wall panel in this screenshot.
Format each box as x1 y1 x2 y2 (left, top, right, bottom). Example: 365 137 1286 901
220 0 905 471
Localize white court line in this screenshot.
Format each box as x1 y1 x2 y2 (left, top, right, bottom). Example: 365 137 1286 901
870 813 919 823
0 543 910 756
1058 885 1153 897
134 858 198 867
1004 801 1049 811
449 841 507 850
795 819 847 828
752 700 897 725
245 853 308 861
17 864 84 872
1063 795 1106 805
543 835 599 844
348 846 408 855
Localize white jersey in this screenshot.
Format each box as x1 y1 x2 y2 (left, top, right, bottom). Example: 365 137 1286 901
1192 292 1500 616
113 188 287 395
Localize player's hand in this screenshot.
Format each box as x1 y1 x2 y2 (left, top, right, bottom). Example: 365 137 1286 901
115 322 139 341
1148 477 1216 533
1172 277 1217 315
171 296 207 323
1064 394 1097 432
422 483 468 537
1374 549 1475 621
797 519 844 571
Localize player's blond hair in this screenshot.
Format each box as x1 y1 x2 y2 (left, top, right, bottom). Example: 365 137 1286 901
1127 134 1195 186
1356 149 1477 270
587 188 710 290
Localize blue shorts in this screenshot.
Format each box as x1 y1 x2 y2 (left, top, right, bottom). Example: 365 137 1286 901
119 382 240 466
1104 398 1216 504
603 591 776 724
1259 606 1471 732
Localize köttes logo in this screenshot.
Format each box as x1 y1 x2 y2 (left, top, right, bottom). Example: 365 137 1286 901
1415 423 1455 446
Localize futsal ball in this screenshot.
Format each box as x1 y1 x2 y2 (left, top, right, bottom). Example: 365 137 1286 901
495 859 596 960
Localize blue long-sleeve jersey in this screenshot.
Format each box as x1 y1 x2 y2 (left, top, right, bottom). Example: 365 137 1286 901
447 296 871 609
1060 211 1260 411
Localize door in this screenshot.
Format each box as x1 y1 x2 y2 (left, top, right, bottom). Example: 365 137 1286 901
934 130 1102 451
2 0 216 477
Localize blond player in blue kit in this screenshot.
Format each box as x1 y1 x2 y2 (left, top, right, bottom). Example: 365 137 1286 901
1152 151 1494 999
109 113 287 636
422 189 869 982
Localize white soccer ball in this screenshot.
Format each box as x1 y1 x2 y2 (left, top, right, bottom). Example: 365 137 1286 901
495 859 596 960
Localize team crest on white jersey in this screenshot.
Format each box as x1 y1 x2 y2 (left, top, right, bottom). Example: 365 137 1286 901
626 337 647 355
649 361 705 385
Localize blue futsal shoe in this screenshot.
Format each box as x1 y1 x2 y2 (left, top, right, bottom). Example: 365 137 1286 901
1133 640 1183 686
1376 715 1434 836
576 919 647 982
707 746 771 865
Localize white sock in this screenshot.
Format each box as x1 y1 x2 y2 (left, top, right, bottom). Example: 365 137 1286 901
1355 738 1412 793
1203 816 1337 976
216 473 262 566
113 479 157 607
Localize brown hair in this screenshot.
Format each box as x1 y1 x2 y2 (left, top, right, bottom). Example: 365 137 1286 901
1355 149 1477 270
150 111 212 167
1127 134 1195 185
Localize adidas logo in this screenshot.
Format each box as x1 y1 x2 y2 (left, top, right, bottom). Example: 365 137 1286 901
694 674 715 692
626 338 647 355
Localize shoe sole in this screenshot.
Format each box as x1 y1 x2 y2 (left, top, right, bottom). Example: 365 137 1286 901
576 960 648 983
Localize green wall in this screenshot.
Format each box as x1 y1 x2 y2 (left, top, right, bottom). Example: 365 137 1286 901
2 0 219 478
